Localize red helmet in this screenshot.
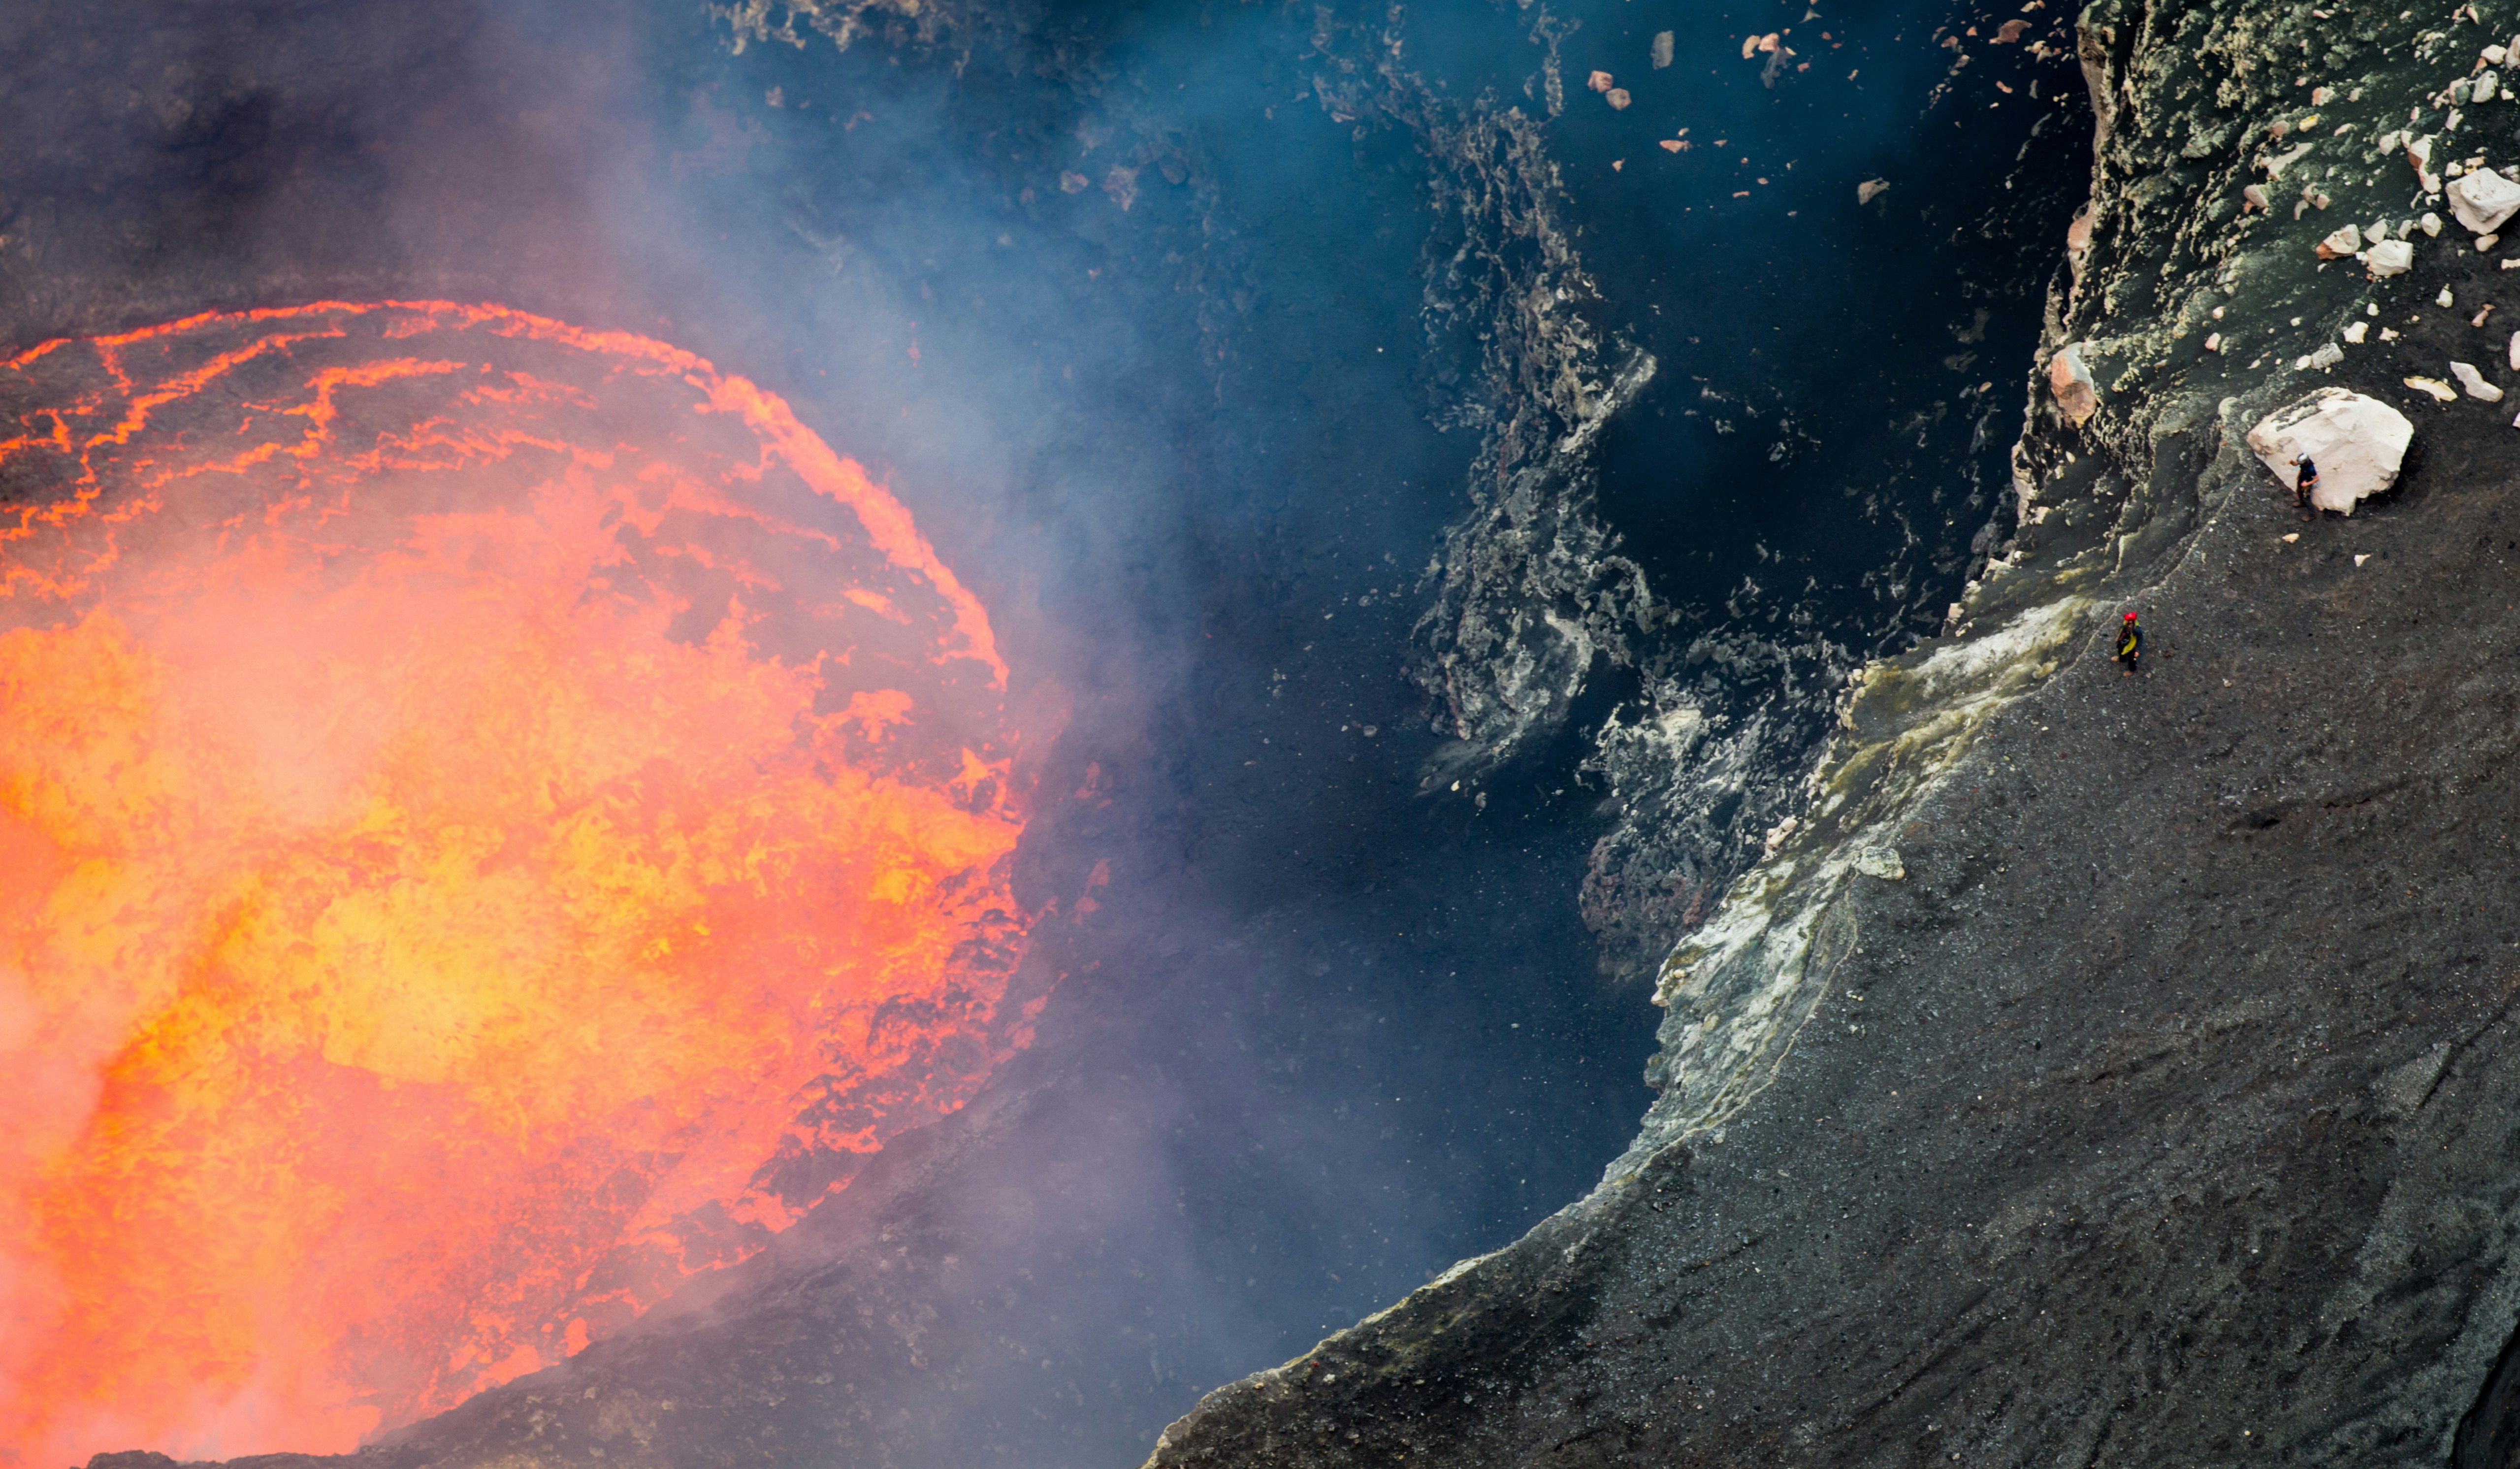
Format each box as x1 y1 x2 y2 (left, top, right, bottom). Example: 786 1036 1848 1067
2123 611 2138 621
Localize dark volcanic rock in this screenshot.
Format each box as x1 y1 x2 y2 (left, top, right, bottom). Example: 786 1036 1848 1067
1139 0 2520 1464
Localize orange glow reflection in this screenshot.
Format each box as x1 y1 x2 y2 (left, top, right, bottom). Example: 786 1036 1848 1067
0 302 1035 1463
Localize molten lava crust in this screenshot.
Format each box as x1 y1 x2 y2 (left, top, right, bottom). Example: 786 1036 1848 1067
0 301 1033 1463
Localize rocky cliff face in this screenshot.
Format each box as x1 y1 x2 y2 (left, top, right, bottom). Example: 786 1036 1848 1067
1139 0 2520 1463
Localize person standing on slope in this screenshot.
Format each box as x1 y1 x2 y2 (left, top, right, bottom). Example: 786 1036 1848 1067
2116 610 2143 677
2291 454 2320 519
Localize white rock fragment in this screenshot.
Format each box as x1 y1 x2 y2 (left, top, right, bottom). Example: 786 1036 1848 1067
2425 211 2447 236
2318 224 2364 258
2365 221 2392 244
2508 327 2519 369
2345 320 2370 343
2301 343 2346 370
2049 343 2099 425
2489 43 2511 64
2409 135 2445 192
2205 332 2223 352
2407 375 2461 402
2450 167 2520 233
1853 848 1905 881
2282 532 2301 543
2369 239 2416 276
2356 554 2372 566
2454 360 2506 400
2243 182 2271 211
1651 30 1675 67
2381 326 2403 341
2247 389 2415 516
1858 177 1891 204
2481 71 2503 104
2442 286 2459 307
2312 85 2335 105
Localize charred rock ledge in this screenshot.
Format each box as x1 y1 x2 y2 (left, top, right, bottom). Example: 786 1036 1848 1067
1137 0 2520 1464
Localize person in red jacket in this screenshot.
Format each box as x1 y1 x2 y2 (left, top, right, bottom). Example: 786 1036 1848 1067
2116 610 2143 676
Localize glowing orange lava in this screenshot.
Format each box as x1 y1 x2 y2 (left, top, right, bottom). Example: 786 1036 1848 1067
0 302 1036 1464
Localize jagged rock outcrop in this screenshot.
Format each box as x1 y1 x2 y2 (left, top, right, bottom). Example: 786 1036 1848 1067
1139 0 2520 1463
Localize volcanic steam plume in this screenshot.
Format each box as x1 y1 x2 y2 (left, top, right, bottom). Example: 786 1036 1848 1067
0 302 1034 1463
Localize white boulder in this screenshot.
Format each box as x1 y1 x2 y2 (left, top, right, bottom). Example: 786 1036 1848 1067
2049 343 2099 425
2368 238 2416 276
2246 389 2415 515
2317 224 2363 258
2450 167 2520 233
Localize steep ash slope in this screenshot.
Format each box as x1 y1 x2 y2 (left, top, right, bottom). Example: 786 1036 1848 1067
1143 0 2520 1463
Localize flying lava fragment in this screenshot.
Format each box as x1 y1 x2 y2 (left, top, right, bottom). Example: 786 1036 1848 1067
0 302 1037 1463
